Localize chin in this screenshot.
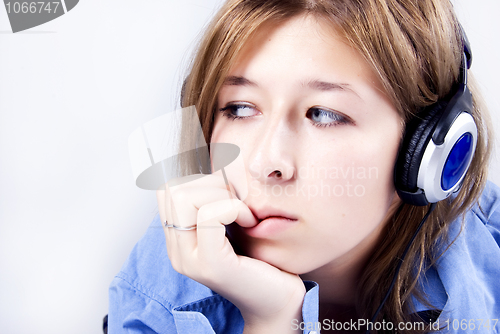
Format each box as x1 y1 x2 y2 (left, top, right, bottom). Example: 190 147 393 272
244 243 313 274
227 225 318 274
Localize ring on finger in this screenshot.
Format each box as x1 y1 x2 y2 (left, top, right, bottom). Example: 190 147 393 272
164 221 197 231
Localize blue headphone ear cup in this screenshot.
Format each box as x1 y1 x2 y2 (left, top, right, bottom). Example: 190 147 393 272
395 101 448 195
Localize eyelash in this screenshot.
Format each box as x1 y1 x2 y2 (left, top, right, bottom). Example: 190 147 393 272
219 104 255 121
219 104 352 128
306 107 351 127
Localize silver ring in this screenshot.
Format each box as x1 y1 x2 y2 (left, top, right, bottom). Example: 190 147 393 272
172 224 197 231
164 221 197 231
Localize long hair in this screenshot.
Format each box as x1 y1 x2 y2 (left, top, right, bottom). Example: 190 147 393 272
179 0 493 331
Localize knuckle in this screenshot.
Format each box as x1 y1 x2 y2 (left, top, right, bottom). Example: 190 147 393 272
197 200 237 224
170 188 192 206
197 205 217 223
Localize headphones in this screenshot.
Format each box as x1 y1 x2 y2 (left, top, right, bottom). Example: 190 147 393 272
367 29 479 329
394 28 477 206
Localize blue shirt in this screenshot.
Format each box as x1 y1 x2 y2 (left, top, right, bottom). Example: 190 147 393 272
109 181 500 333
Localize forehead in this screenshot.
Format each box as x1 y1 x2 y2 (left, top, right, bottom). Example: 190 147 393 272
224 14 386 98
234 15 344 65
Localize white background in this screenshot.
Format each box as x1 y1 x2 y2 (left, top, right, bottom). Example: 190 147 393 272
0 1 498 333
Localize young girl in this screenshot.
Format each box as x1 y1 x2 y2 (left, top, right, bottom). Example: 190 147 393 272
109 0 500 333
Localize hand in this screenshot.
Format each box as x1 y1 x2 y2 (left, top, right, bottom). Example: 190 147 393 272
157 172 306 332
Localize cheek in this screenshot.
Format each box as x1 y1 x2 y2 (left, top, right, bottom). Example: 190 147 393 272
211 123 246 172
303 152 394 230
211 119 259 172
211 118 249 147
210 121 253 200
302 128 401 239
304 134 398 198
210 118 225 144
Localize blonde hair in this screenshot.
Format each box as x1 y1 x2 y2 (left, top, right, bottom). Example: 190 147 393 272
180 0 493 331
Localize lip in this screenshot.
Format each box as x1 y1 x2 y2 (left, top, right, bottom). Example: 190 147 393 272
243 205 299 238
249 205 298 221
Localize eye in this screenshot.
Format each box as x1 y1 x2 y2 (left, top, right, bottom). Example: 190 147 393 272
219 103 259 120
306 107 352 127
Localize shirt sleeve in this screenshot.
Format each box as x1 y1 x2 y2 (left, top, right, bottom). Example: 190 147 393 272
108 275 177 334
432 181 500 333
110 277 320 334
171 281 320 334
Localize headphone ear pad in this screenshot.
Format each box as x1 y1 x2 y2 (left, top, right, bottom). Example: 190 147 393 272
395 101 448 193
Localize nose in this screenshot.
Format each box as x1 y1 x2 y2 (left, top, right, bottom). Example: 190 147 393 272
248 117 297 184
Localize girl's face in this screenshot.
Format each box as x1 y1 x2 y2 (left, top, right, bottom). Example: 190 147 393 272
210 15 403 275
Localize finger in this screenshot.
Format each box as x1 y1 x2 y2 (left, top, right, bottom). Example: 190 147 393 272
157 184 168 226
167 186 236 265
157 184 184 268
197 199 258 261
169 186 236 228
162 173 238 228
160 173 240 274
165 173 238 228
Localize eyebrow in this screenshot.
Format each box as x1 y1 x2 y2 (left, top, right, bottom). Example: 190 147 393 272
305 79 362 100
222 76 360 98
304 79 348 91
222 76 258 87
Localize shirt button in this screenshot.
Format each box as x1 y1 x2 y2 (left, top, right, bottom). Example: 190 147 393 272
310 332 317 334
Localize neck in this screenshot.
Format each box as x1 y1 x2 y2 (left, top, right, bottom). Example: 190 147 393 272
299 241 372 311
299 213 388 317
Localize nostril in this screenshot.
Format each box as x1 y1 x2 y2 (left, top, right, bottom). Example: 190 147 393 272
274 170 282 178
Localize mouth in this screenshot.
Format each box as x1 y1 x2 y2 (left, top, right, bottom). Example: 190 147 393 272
249 205 298 222
258 216 297 223
243 205 299 237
